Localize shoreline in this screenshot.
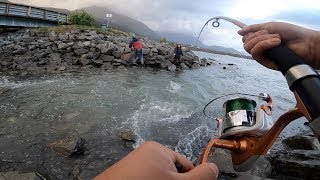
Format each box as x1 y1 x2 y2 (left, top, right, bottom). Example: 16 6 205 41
0 27 213 77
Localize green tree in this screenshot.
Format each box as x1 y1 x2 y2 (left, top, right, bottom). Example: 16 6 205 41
68 10 94 26
160 37 167 43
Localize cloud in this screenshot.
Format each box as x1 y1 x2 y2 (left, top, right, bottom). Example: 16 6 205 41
9 0 320 49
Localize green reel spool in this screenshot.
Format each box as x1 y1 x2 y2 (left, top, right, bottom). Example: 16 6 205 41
223 98 257 113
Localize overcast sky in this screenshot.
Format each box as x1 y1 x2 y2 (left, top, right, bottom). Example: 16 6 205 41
10 0 320 51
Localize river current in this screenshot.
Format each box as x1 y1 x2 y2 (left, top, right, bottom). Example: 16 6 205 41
0 51 310 179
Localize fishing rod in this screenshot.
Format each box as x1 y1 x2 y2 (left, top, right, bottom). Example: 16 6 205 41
198 16 320 171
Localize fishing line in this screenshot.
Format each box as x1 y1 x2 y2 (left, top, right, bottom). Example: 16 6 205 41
203 93 264 119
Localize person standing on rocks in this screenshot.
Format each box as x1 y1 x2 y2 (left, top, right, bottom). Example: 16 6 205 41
129 37 144 65
173 44 183 66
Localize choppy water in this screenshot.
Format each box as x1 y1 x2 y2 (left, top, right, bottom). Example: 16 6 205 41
0 51 311 179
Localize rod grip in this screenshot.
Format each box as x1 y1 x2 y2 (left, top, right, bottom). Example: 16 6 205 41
265 45 320 121
265 45 305 75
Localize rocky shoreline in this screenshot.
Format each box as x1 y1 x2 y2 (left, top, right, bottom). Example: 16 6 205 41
0 27 212 77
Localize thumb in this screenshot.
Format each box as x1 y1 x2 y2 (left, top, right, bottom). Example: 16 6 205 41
182 163 219 180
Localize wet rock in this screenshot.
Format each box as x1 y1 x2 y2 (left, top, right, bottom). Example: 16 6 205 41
160 60 173 69
282 135 320 150
70 165 81 180
269 150 320 179
167 64 176 71
0 171 43 180
119 129 135 142
180 63 189 70
208 149 272 178
191 63 201 69
48 136 87 157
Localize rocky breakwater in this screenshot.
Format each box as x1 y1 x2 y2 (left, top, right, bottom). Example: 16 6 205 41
0 28 212 76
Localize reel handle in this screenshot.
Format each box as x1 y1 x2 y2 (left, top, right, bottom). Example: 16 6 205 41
266 45 320 135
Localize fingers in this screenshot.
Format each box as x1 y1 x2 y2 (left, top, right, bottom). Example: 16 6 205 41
181 163 219 180
250 38 281 60
171 151 194 172
238 23 266 36
244 33 281 53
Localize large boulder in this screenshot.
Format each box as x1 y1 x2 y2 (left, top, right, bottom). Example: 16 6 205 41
269 150 320 179
121 52 133 62
282 135 320 150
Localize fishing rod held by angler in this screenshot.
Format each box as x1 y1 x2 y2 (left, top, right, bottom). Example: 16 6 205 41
198 16 320 172
195 16 247 47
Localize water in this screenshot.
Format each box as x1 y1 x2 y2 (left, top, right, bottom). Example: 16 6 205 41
0 51 311 179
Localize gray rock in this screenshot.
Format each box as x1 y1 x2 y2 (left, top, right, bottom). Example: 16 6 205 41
82 52 94 59
91 60 104 67
58 42 69 50
151 47 158 53
114 59 127 65
37 59 47 66
121 53 133 62
142 48 151 55
59 66 67 71
282 135 320 150
270 150 320 179
13 48 28 54
167 64 176 71
160 60 173 69
101 47 114 55
49 53 62 63
191 63 201 69
79 58 90 66
0 171 41 180
101 62 112 70
100 55 115 62
13 44 22 50
208 149 272 178
29 45 37 51
119 129 135 142
83 41 91 47
180 63 189 69
48 136 87 157
74 48 88 56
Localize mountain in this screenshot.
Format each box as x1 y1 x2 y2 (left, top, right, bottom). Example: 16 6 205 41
82 6 160 40
157 31 243 55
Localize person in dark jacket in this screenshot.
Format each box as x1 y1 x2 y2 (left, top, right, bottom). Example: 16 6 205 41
173 44 183 65
129 37 144 65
